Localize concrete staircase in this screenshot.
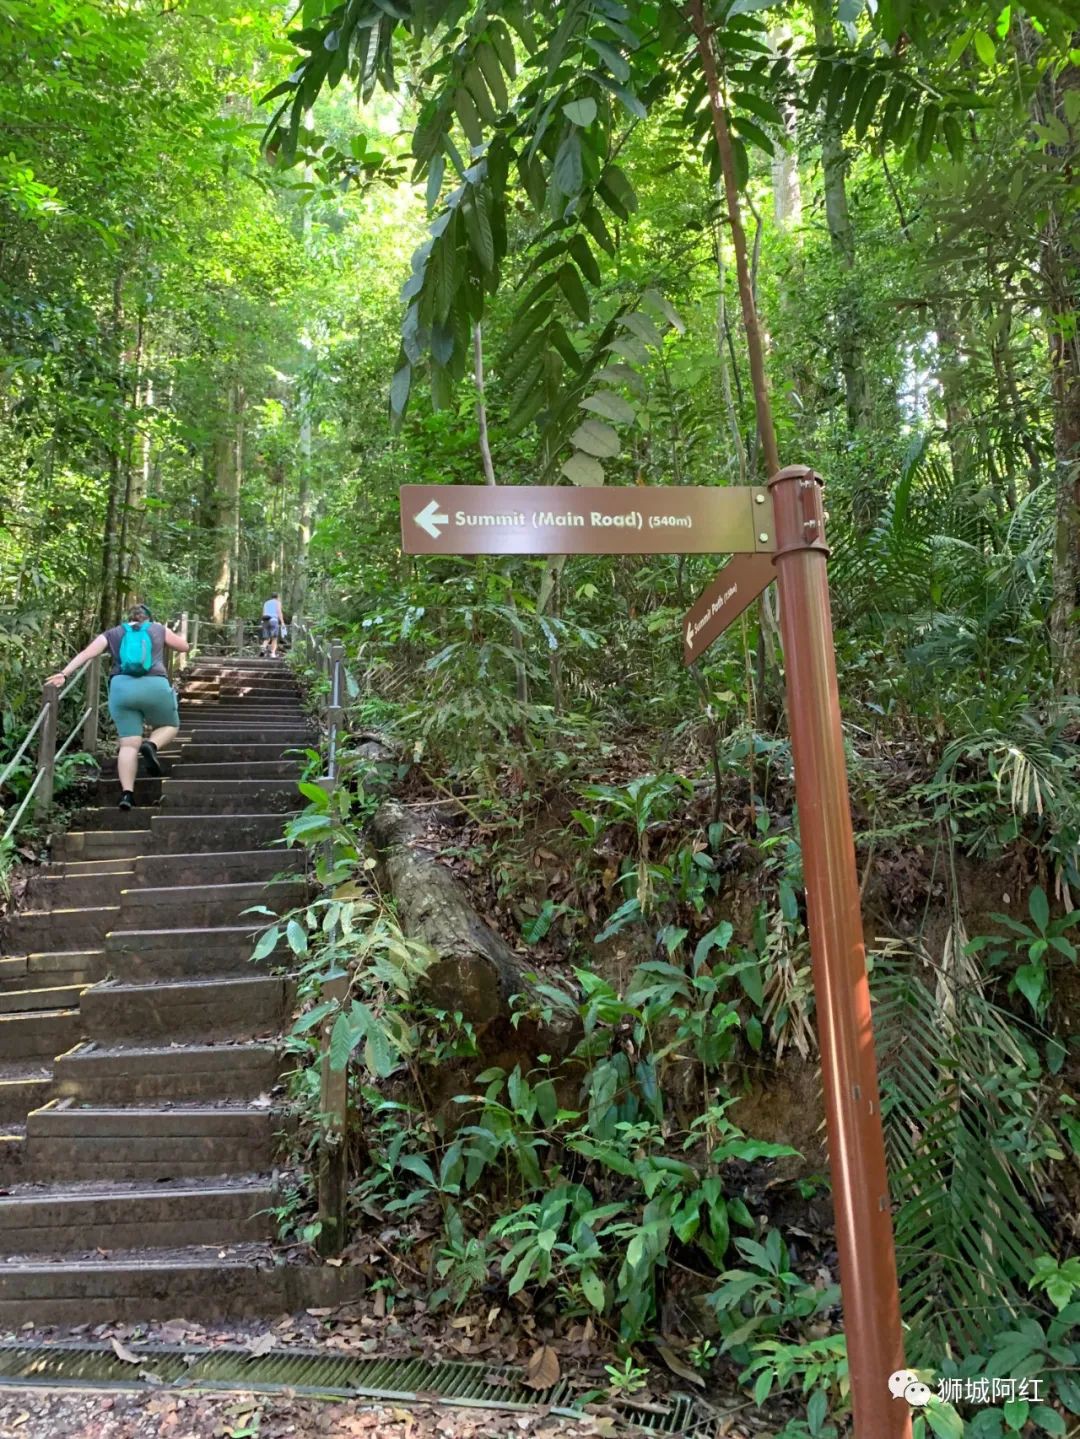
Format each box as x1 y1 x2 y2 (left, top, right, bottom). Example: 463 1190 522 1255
0 659 355 1323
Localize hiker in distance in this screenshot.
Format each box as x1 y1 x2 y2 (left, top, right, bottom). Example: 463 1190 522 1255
46 603 190 810
260 592 286 657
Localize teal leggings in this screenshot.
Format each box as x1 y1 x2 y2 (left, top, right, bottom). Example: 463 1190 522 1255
108 675 179 738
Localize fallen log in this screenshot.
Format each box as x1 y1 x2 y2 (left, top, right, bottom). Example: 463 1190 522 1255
369 799 579 1064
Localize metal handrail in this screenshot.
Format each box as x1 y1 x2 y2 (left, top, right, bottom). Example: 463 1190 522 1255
1 770 45 844
55 707 92 764
0 705 48 793
0 641 105 846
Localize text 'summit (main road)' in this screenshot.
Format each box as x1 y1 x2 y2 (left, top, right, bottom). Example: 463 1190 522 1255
400 484 774 556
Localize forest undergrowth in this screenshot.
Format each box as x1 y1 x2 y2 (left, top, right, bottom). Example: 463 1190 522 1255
264 572 1080 1439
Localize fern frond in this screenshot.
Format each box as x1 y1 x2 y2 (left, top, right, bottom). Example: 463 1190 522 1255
873 943 1051 1361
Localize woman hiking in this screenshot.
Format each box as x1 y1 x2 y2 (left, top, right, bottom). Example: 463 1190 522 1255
46 602 190 810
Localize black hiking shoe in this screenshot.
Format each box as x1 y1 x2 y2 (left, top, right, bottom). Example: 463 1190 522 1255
118 790 135 811
139 739 162 776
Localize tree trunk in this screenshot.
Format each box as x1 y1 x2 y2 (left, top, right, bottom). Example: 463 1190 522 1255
933 299 974 493
97 270 125 630
1037 47 1080 695
369 800 578 1067
811 0 871 438
689 0 780 477
117 313 150 610
210 382 242 625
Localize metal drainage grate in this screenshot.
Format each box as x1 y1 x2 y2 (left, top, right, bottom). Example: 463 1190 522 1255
0 1343 710 1433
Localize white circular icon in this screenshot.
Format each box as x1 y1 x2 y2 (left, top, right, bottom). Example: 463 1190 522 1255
904 1381 932 1407
888 1369 920 1399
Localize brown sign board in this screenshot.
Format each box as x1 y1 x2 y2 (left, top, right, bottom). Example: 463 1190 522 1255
683 552 775 665
400 484 774 557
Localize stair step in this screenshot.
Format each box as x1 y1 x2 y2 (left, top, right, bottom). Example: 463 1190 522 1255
172 760 303 779
4 905 119 952
102 926 272 979
53 859 136 877
67 804 161 831
161 780 299 814
187 727 314 745
0 1008 80 1060
1 952 104 990
30 872 130 910
0 1068 51 1124
0 1250 361 1324
181 743 311 762
0 983 88 1015
94 776 163 803
150 813 296 852
0 1127 26 1184
54 1040 283 1104
81 974 295 1041
53 830 150 861
117 878 308 928
28 1103 279 1180
134 848 306 887
0 1177 276 1254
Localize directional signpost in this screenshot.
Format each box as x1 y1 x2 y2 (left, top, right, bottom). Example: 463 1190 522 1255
400 467 910 1439
682 551 775 666
400 483 774 556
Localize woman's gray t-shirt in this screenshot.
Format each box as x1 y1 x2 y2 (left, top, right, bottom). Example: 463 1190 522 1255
103 622 169 679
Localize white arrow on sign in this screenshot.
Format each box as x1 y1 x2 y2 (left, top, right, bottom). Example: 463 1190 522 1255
685 619 694 654
415 499 449 539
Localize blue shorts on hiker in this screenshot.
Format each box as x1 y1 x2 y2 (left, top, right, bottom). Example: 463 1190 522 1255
108 675 180 738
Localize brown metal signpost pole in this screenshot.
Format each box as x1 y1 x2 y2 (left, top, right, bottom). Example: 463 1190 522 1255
769 465 910 1439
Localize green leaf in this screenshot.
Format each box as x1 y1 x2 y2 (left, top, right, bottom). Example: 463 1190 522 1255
693 922 733 969
291 999 335 1035
568 232 601 285
570 418 620 457
806 1387 828 1435
1027 1405 1065 1435
1014 961 1045 1014
597 164 637 220
1002 1399 1028 1431
328 1009 353 1071
298 781 331 809
581 1267 606 1312
973 31 997 66
253 926 282 961
390 362 412 417
463 190 495 272
924 1400 964 1439
580 391 635 424
561 452 605 486
728 0 773 14
1028 887 1049 932
286 919 308 956
620 310 662 347
563 98 597 127
585 36 629 83
553 130 583 197
558 262 590 321
453 87 483 148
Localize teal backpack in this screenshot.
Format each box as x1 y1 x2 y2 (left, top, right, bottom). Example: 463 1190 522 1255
118 622 153 677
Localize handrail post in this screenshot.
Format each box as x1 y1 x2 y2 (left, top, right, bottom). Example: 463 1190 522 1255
178 611 189 672
234 617 244 656
317 973 350 1256
81 655 101 754
191 615 201 656
35 683 59 819
327 642 345 783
